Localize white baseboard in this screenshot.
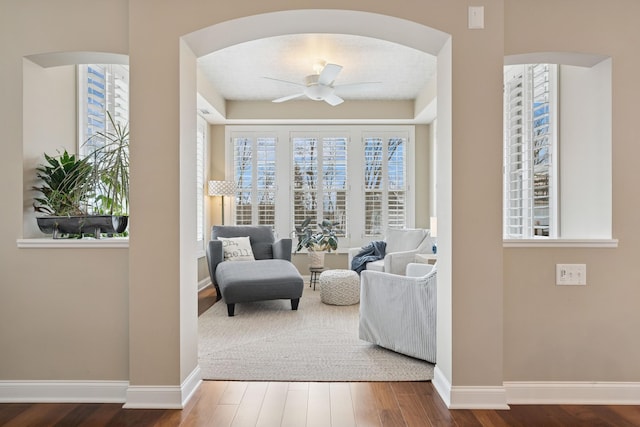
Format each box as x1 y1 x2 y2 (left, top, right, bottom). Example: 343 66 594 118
0 367 202 408
504 381 640 405
432 366 452 407
124 366 202 409
198 278 212 292
449 386 510 410
434 370 640 408
0 380 128 403
433 366 509 409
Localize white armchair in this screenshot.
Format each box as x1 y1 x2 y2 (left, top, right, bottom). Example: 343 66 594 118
348 228 434 275
359 262 437 363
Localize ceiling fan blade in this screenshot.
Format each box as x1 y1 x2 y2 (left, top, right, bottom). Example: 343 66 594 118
263 76 305 87
317 63 343 85
272 93 305 103
323 94 344 106
334 81 382 89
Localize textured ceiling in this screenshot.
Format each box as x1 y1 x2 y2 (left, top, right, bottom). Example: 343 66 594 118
197 33 437 102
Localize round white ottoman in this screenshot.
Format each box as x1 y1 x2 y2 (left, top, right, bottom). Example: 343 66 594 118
319 269 360 305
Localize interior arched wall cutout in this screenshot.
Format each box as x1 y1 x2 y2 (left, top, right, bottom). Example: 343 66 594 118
179 8 454 393
183 9 449 59
505 52 609 68
22 51 130 238
504 51 612 239
25 51 128 68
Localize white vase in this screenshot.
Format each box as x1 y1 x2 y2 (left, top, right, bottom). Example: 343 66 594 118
308 251 325 268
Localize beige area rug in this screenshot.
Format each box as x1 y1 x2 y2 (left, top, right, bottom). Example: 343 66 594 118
198 286 434 381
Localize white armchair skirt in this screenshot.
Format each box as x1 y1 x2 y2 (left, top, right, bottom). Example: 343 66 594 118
359 263 436 363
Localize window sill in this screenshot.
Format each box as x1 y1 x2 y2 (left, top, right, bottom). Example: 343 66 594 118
503 239 618 248
16 237 129 249
292 249 349 255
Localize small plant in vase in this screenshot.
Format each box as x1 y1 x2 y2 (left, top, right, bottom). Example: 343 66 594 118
294 217 340 268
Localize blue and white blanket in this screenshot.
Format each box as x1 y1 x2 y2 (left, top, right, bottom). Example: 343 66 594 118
350 240 386 274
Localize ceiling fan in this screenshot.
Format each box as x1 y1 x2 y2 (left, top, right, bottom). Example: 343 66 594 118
264 61 380 106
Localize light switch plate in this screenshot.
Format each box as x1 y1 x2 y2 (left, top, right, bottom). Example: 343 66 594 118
556 264 587 285
468 6 485 29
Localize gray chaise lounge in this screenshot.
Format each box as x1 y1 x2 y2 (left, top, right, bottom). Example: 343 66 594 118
206 225 304 316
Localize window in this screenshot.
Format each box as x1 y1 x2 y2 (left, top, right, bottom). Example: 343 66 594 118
363 133 407 235
503 55 614 244
503 64 557 239
78 64 129 158
232 134 277 227
292 132 348 237
227 126 414 248
77 64 130 216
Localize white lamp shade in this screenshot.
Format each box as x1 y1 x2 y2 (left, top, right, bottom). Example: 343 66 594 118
208 180 236 196
430 217 438 238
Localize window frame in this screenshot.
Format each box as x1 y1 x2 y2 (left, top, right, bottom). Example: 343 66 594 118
291 131 349 241
503 63 558 240
77 63 130 217
77 64 129 159
196 115 208 254
225 125 415 249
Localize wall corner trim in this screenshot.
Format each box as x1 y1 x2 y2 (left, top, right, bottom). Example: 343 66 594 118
432 366 452 407
124 366 202 409
433 367 510 409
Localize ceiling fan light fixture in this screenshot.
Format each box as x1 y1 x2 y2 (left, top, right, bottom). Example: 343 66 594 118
305 83 333 101
312 60 326 75
266 61 361 106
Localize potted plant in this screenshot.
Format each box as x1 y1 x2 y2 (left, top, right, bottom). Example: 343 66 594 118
85 111 129 218
293 217 340 268
33 112 129 239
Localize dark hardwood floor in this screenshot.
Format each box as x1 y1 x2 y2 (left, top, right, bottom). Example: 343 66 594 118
1 286 638 426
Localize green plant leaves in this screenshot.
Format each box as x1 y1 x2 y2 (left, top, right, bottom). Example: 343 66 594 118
294 217 341 252
33 149 94 216
34 112 130 218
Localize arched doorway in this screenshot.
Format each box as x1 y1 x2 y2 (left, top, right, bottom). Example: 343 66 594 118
178 8 453 401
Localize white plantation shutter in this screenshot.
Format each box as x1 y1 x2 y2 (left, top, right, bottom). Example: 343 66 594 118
363 133 408 236
322 136 348 233
226 125 413 247
387 137 406 228
503 64 556 238
292 133 348 237
232 134 277 227
196 116 206 245
256 137 276 225
292 135 319 230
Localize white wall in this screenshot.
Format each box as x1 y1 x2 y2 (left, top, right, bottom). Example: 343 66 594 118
560 60 612 238
22 61 77 238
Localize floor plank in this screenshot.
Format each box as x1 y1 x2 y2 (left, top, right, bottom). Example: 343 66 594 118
2 403 77 427
280 387 308 427
255 382 289 427
391 382 435 427
220 381 249 405
371 382 406 427
329 382 356 427
350 382 383 427
307 382 331 427
231 382 269 427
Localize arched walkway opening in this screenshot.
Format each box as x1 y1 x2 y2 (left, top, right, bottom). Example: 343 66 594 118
179 9 453 388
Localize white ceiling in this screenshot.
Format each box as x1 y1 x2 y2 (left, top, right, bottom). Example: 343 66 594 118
197 33 437 103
